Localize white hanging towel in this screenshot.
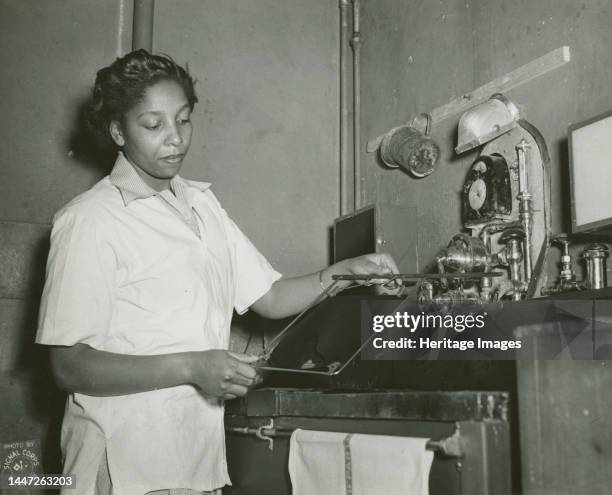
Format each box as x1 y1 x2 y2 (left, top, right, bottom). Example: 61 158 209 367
350 433 433 495
289 429 434 495
289 429 350 495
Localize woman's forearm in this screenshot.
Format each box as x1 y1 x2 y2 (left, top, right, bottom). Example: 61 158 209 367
50 343 191 396
250 261 348 319
251 253 400 319
49 343 258 399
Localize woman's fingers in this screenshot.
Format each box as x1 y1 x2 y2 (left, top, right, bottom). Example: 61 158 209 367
351 253 401 286
228 351 259 363
227 352 258 380
191 349 262 399
226 373 255 387
367 253 399 275
379 253 400 274
222 383 249 398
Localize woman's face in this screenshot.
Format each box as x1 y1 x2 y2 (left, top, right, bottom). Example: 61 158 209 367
110 79 193 191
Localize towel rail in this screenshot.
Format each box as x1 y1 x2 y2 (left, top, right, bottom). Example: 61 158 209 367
225 419 463 457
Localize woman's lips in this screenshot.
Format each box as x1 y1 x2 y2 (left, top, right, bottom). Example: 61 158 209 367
160 153 185 164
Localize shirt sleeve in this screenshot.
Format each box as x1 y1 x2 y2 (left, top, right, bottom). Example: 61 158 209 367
36 208 117 349
228 217 283 315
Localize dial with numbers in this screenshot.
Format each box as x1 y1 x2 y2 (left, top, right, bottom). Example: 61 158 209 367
468 178 487 211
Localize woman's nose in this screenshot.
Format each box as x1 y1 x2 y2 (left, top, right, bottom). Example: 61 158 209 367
165 124 183 145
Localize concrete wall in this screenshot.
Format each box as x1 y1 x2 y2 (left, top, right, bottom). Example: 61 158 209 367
0 0 131 224
0 0 130 472
153 0 340 277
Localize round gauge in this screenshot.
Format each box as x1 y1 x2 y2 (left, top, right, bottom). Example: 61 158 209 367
468 178 487 211
463 154 511 226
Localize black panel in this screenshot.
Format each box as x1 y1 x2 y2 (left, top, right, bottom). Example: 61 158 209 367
333 206 376 262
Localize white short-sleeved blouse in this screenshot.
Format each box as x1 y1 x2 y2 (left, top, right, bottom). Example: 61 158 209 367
36 153 281 494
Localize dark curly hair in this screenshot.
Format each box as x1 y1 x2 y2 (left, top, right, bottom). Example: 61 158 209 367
86 49 198 148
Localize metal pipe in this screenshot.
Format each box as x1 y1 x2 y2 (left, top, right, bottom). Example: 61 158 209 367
520 119 553 298
506 240 523 283
132 0 155 51
516 139 533 282
339 0 350 216
350 0 362 211
519 194 533 281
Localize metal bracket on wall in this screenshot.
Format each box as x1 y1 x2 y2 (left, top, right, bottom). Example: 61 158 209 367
367 46 571 153
227 419 277 451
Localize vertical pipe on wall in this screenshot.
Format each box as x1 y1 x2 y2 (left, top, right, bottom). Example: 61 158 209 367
351 0 362 211
117 0 128 56
339 0 350 216
132 0 154 51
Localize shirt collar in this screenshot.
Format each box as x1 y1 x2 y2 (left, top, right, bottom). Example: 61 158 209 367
109 152 211 207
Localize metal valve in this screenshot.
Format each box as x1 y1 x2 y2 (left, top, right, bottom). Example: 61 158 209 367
499 228 526 300
552 234 575 283
539 234 582 295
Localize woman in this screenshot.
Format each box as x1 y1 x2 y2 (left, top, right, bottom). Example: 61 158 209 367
36 49 399 495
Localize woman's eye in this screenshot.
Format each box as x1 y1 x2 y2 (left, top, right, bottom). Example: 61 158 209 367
145 122 161 130
178 117 191 125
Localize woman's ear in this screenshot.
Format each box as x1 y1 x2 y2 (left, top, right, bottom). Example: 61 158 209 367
109 120 125 147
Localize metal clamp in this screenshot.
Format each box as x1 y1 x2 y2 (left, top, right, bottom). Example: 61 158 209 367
227 419 277 451
255 419 275 451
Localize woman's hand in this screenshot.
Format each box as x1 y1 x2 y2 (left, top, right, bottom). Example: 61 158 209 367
324 252 402 294
344 252 400 281
186 350 259 400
